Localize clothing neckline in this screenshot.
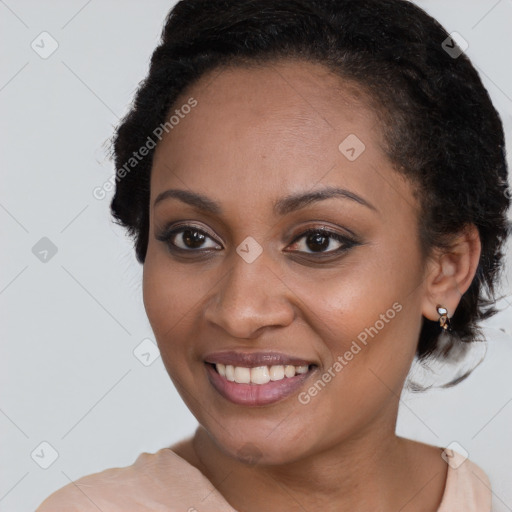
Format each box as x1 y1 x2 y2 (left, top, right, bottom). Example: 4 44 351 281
160 446 491 511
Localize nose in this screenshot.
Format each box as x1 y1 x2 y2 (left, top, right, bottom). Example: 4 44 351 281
203 252 295 339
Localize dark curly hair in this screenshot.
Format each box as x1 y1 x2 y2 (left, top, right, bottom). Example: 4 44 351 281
109 0 510 362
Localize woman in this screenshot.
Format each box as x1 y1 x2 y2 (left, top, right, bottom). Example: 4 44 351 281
36 0 510 510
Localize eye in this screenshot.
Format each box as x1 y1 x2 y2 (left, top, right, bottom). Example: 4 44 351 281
285 228 357 255
156 224 222 252
156 224 358 257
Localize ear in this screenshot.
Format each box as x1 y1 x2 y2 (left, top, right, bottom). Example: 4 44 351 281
421 224 481 322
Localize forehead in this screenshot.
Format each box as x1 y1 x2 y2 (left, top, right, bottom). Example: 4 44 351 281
150 60 409 214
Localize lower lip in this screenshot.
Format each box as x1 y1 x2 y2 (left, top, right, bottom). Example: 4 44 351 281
205 364 315 406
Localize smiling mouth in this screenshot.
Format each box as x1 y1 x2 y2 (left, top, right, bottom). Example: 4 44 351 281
207 362 315 384
204 360 318 406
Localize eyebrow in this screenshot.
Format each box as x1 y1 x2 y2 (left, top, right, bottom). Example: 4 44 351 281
153 186 377 215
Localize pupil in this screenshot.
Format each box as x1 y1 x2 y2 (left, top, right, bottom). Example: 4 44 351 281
183 230 205 248
307 232 328 252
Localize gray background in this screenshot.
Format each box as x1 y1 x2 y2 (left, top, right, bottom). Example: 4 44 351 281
1 1 511 510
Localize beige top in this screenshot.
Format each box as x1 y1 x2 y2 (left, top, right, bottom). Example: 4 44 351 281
36 447 492 511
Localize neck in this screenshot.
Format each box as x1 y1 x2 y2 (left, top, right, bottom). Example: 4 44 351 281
190 419 447 512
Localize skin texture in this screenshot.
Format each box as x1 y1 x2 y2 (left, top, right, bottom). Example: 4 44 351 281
143 60 481 512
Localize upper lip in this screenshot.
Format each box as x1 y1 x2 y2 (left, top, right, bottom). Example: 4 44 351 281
204 351 316 368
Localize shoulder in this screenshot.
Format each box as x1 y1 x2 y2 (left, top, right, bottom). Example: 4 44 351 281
35 451 159 512
438 449 492 511
35 465 131 512
35 445 235 511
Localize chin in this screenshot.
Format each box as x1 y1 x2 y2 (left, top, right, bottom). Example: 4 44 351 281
209 425 314 466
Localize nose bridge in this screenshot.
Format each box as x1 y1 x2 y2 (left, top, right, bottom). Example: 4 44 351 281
204 249 294 338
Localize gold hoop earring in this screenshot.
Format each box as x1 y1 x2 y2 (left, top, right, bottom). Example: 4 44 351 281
436 305 451 331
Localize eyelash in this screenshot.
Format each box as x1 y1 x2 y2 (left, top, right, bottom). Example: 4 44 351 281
286 227 359 256
156 224 359 258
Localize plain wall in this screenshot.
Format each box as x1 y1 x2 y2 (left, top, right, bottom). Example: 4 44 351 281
1 1 511 510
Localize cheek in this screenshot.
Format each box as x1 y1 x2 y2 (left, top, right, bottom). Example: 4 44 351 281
141 251 215 406
142 249 204 354
287 269 423 450
297 241 425 387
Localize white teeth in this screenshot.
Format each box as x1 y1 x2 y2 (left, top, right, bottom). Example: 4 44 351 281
217 363 226 377
284 365 296 378
215 363 310 384
225 365 235 382
234 366 251 384
251 366 270 384
269 365 285 381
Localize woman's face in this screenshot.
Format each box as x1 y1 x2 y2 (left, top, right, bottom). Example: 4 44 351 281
143 60 430 464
